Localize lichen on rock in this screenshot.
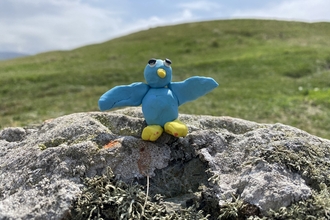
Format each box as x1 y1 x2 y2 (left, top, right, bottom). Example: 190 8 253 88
0 107 329 219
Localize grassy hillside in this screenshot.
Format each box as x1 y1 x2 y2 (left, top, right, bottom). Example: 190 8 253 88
1 19 330 138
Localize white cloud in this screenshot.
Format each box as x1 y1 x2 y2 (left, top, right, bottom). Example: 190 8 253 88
1 0 208 54
178 1 222 12
111 1 214 39
175 0 223 22
0 0 123 54
232 0 330 22
181 9 194 20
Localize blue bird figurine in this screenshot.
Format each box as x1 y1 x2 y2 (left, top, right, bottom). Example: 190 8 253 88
99 58 218 141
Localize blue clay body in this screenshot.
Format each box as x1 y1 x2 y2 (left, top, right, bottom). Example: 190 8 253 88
98 58 218 127
142 88 178 127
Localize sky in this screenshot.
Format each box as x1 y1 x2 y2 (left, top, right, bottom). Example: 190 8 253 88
1 0 330 55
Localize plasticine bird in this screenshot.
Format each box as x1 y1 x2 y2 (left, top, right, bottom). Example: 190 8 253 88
99 58 218 141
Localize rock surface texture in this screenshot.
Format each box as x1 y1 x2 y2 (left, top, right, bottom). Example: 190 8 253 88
0 107 329 219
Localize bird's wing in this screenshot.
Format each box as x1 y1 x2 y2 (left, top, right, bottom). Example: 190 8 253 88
169 76 218 106
98 82 149 111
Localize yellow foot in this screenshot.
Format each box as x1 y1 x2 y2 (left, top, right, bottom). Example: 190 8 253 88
142 125 163 141
164 119 188 137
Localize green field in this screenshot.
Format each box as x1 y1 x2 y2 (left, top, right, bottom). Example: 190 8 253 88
1 19 330 139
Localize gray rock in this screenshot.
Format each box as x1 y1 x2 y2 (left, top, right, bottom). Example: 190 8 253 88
0 107 329 219
0 127 26 142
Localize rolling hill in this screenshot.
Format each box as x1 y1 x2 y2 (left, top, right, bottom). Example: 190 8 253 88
0 19 330 138
0 51 29 60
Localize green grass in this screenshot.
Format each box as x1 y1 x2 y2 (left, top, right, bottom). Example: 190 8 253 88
1 19 330 139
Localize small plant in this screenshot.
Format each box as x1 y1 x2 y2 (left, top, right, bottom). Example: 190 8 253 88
218 194 261 220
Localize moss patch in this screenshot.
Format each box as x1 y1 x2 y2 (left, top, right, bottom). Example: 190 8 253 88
40 137 66 149
70 168 210 220
268 183 330 219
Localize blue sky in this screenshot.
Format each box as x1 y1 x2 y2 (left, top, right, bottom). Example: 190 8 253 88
1 0 330 54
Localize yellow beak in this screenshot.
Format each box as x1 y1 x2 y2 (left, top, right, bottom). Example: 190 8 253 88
157 68 166 78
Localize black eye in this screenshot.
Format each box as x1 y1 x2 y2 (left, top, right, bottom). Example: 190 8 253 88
164 58 171 67
148 58 157 67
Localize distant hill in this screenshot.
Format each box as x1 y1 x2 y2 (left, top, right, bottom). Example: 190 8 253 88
0 19 330 138
0 51 29 60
